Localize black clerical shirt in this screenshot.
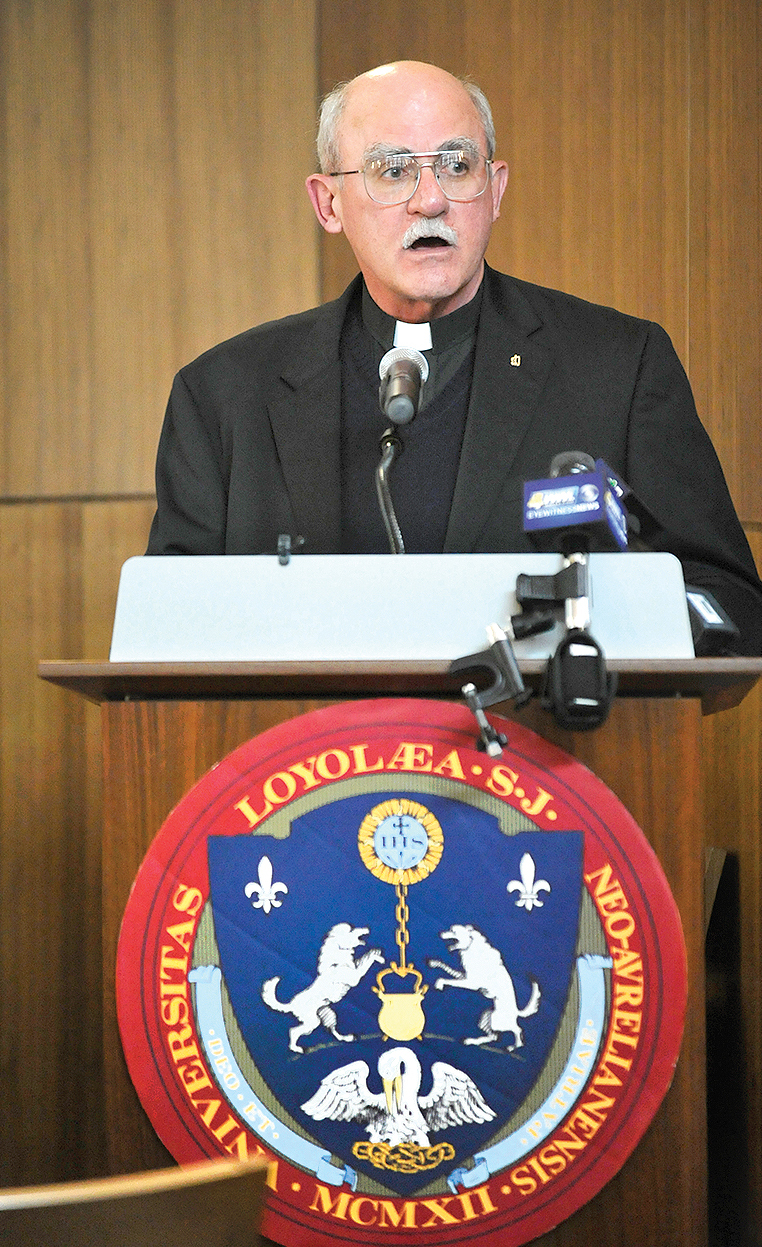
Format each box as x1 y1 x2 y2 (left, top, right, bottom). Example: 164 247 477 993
339 283 483 553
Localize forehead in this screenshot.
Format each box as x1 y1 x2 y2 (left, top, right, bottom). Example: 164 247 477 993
338 70 485 162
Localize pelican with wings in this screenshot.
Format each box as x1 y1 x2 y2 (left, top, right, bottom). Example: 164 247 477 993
301 1046 495 1148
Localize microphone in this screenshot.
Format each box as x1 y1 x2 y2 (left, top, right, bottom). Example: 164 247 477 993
593 460 742 651
523 454 741 654
522 452 620 728
375 347 429 553
523 451 629 554
549 451 596 477
593 459 663 549
379 348 430 426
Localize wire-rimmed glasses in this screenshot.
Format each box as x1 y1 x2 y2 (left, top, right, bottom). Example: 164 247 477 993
329 149 492 205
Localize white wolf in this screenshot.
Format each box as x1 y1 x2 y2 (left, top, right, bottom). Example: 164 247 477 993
261 923 383 1053
430 923 541 1051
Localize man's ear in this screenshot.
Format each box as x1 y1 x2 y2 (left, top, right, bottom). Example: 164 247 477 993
489 161 509 220
306 174 344 234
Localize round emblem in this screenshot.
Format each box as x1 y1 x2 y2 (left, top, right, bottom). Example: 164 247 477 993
117 698 686 1247
358 798 443 881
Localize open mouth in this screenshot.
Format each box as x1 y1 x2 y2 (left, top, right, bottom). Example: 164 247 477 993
409 236 450 249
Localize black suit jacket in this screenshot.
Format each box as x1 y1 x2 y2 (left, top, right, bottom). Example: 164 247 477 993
147 266 762 652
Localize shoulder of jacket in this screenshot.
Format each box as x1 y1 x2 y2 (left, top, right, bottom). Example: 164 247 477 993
177 276 361 380
485 265 656 344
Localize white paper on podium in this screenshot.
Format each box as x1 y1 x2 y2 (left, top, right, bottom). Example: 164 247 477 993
109 552 694 662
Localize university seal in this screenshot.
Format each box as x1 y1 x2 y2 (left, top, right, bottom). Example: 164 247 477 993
117 698 686 1247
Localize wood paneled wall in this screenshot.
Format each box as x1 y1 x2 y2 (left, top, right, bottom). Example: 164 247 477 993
0 0 318 497
0 498 155 1180
688 0 762 523
0 0 318 1186
1 0 761 1242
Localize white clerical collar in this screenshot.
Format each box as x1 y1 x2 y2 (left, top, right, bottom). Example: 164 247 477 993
393 320 433 351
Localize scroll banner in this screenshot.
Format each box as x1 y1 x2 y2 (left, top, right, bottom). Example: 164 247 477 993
117 698 687 1247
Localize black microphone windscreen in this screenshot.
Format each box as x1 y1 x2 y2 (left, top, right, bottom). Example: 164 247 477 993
549 451 596 478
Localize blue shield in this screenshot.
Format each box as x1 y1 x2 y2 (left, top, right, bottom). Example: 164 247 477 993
206 790 583 1195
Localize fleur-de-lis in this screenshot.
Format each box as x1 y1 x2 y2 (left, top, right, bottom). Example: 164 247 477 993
244 856 288 915
507 852 551 911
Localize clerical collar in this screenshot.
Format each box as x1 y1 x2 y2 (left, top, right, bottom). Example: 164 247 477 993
361 280 483 356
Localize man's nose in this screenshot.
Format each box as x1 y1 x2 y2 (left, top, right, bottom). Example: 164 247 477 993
406 163 448 214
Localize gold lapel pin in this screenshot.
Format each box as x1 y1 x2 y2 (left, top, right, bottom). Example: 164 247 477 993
511 354 521 366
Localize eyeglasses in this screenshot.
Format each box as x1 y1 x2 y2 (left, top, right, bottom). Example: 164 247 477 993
329 149 492 205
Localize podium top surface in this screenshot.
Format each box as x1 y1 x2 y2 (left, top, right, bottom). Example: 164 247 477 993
37 657 762 715
108 552 694 663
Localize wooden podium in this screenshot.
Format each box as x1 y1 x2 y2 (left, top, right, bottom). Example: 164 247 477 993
38 656 762 1247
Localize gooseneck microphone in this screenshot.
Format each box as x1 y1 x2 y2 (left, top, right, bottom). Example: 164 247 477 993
378 348 430 426
375 347 430 553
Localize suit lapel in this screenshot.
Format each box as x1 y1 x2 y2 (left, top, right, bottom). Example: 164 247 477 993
444 271 552 551
266 280 361 554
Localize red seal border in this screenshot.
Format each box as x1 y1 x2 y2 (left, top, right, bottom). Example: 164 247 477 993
117 698 687 1247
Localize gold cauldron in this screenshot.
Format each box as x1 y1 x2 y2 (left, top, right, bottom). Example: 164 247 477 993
374 964 428 1041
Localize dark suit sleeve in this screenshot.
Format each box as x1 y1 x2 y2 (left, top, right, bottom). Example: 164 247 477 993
146 370 228 555
624 322 762 654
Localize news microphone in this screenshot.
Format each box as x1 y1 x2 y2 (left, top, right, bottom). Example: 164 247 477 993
523 455 741 655
593 459 663 549
521 453 620 728
523 452 628 553
379 348 430 426
549 451 596 477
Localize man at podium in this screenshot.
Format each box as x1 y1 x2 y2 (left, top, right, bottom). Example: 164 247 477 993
145 60 762 654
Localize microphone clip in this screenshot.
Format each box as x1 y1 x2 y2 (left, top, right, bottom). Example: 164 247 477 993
515 559 588 608
276 533 305 565
515 553 616 730
514 551 591 634
449 624 532 756
541 629 617 731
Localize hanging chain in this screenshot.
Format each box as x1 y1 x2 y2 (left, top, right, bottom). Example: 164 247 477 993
394 882 410 971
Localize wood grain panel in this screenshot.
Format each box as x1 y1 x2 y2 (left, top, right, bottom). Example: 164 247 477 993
85 0 181 495
0 0 318 497
166 0 320 358
0 0 92 493
702 529 762 1243
688 0 762 525
0 502 98 1185
0 497 157 1187
466 0 691 345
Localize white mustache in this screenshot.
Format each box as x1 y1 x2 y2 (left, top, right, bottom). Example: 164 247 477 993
402 219 458 249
